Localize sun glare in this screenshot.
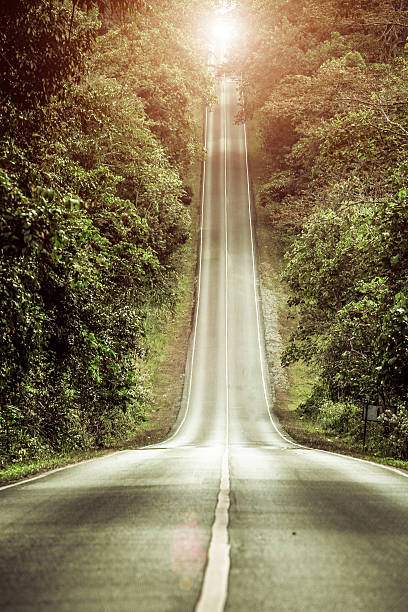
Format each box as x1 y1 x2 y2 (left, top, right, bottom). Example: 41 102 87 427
208 1 238 50
210 16 237 46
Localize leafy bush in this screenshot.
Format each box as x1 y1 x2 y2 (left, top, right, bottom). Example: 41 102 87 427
315 401 361 436
380 411 408 460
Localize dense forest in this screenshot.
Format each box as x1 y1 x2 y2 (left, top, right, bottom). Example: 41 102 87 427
235 0 408 457
0 0 213 466
3 0 408 468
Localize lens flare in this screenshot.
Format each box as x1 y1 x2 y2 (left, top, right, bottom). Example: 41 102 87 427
210 15 238 49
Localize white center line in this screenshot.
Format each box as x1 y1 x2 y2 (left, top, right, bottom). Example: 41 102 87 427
195 75 231 612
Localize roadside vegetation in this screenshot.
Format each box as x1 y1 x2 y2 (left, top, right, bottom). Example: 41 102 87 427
0 0 214 478
235 0 408 463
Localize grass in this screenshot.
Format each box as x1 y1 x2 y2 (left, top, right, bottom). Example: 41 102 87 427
246 119 408 475
286 362 315 412
0 449 117 486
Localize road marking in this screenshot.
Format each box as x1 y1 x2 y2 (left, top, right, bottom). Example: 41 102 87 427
242 109 408 480
224 75 230 452
4 81 408 502
0 109 211 488
0 455 120 491
195 76 231 612
242 120 300 449
195 447 230 612
161 108 209 445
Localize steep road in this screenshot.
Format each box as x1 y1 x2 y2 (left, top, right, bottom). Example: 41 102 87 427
1 78 408 612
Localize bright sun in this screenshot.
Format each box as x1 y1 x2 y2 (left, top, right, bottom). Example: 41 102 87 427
209 0 238 48
210 16 237 46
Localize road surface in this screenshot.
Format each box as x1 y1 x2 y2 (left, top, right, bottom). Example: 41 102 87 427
1 78 408 612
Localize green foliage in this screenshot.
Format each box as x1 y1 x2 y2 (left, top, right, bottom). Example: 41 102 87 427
282 195 408 407
0 164 150 458
0 1 98 107
0 0 212 466
315 400 361 437
240 0 408 458
91 16 214 173
380 410 408 459
377 289 408 400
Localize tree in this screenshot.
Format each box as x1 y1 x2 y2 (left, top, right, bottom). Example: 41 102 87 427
237 0 408 454
0 0 212 463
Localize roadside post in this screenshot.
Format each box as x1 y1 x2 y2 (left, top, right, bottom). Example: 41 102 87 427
362 404 397 450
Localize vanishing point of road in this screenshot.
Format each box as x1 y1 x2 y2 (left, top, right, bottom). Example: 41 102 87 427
1 77 408 612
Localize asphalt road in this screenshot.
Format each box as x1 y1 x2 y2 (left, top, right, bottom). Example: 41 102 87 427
1 78 408 612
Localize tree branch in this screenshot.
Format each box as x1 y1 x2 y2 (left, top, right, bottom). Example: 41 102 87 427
68 0 79 43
